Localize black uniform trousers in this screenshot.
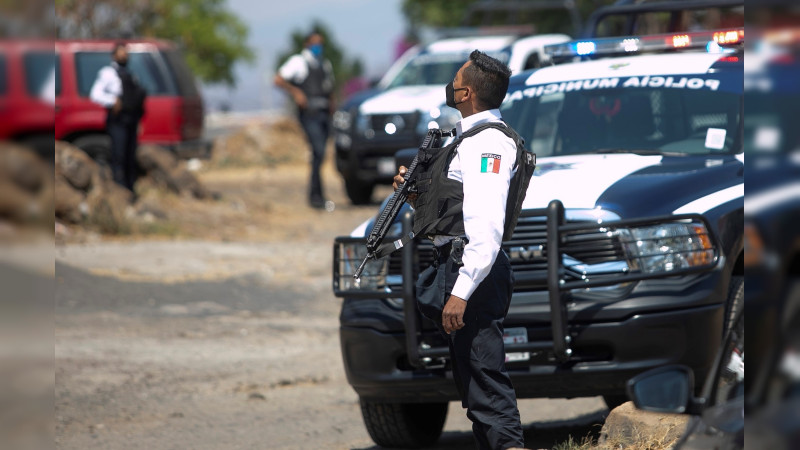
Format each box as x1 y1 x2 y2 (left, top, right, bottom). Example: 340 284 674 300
106 112 140 192
298 108 330 205
419 246 524 450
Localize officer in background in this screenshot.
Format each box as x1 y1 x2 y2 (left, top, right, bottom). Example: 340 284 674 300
89 42 146 194
274 31 335 209
394 50 526 449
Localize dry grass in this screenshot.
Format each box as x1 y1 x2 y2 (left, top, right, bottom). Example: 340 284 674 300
598 421 684 449
554 402 688 450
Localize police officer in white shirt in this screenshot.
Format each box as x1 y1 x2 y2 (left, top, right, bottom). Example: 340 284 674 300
394 50 525 450
89 43 146 193
274 31 335 209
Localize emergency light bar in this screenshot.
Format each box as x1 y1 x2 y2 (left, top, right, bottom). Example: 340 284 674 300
545 28 744 60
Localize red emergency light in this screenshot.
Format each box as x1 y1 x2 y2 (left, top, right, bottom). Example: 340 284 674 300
671 35 692 48
713 30 743 45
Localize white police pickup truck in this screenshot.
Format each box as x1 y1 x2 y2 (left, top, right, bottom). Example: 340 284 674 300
332 32 570 204
333 28 744 449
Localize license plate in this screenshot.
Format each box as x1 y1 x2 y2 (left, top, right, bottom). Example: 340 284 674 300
504 327 530 363
377 157 396 176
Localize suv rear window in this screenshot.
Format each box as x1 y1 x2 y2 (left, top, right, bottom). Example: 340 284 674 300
161 49 199 97
0 54 7 96
75 51 176 97
24 51 57 98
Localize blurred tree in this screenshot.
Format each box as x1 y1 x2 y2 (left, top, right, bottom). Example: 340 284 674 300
401 0 476 29
54 0 253 86
401 0 616 36
275 21 364 101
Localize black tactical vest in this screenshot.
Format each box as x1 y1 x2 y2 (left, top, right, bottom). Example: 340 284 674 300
294 57 333 111
412 122 536 242
115 65 146 118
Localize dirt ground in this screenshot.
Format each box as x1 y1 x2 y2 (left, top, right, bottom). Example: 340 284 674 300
54 120 616 449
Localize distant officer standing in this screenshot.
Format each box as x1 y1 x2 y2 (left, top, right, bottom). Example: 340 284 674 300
275 31 335 209
89 42 146 194
394 50 532 449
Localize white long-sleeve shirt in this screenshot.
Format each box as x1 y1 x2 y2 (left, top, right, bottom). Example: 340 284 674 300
435 109 517 301
89 63 122 108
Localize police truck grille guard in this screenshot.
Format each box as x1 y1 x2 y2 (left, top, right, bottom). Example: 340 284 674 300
333 199 721 367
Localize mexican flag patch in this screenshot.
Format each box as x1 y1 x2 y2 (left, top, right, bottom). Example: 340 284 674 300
480 153 501 174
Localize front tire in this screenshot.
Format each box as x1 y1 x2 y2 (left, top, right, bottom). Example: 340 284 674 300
360 399 448 448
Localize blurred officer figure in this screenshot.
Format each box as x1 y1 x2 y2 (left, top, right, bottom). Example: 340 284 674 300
89 42 146 194
274 31 335 209
394 50 527 450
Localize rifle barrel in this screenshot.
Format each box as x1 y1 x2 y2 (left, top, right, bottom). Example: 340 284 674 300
353 253 371 279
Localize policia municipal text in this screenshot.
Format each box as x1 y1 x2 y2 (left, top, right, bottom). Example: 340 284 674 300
393 50 534 450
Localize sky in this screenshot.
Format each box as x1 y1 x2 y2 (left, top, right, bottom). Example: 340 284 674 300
201 0 406 112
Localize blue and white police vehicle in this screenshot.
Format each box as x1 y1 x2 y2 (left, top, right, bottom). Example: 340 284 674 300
332 32 570 204
332 27 745 449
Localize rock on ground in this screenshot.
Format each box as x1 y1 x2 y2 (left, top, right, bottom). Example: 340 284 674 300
54 141 131 229
209 116 308 168
135 145 210 199
598 401 689 449
0 142 52 224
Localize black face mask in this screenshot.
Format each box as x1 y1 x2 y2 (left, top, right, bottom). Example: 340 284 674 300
116 58 128 67
445 80 467 109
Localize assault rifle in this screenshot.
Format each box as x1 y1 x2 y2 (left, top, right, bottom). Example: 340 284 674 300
353 127 454 279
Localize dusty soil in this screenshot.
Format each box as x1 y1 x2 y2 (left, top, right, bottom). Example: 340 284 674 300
54 117 618 449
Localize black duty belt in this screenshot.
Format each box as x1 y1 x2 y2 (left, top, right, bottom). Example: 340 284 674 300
433 236 467 266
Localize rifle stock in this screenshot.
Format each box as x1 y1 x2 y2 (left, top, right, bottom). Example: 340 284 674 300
353 128 453 279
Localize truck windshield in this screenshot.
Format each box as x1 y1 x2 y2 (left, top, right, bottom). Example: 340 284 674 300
386 50 510 89
501 73 742 157
386 57 465 88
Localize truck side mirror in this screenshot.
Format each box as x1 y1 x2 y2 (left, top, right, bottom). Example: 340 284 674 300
626 365 696 414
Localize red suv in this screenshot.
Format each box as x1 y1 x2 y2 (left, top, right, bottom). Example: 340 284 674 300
54 39 209 162
0 40 56 157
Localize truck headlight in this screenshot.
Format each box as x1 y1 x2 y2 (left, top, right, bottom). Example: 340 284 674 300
332 110 352 130
620 223 715 274
416 106 460 135
334 241 389 293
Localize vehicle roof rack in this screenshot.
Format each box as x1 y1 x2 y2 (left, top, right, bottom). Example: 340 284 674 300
583 0 744 39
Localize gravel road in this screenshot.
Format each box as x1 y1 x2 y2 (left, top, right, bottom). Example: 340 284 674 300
55 151 610 449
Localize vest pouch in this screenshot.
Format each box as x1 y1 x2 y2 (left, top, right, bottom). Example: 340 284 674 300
437 197 448 217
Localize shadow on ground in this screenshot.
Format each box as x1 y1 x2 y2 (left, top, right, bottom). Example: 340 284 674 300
352 410 608 450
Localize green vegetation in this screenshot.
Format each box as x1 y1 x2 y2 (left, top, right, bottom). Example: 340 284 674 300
55 0 254 86
400 0 617 35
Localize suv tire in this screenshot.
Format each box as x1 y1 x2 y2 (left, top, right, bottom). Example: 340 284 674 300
359 399 448 448
72 134 112 166
345 177 374 205
723 276 744 336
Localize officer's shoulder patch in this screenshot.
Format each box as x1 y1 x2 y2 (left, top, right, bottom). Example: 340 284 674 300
480 153 501 174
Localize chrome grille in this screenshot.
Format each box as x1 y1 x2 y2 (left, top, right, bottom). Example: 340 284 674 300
387 216 626 292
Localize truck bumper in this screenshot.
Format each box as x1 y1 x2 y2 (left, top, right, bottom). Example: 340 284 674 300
340 302 722 403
